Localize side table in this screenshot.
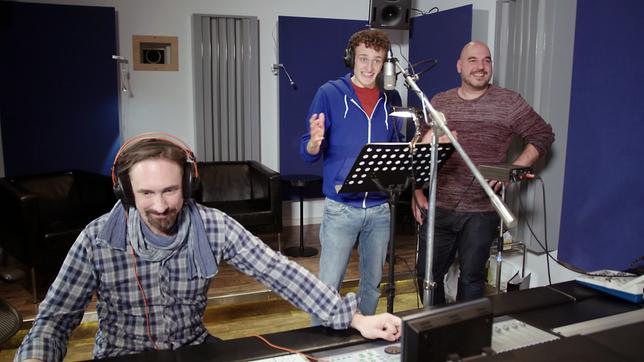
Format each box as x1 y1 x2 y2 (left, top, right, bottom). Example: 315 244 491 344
281 174 321 257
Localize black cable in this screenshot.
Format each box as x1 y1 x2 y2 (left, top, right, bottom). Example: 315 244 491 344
538 176 551 284
408 59 438 81
405 139 432 309
451 176 475 211
414 223 422 308
411 7 439 16
539 176 552 284
390 101 403 143
629 255 644 268
519 177 639 280
396 254 421 309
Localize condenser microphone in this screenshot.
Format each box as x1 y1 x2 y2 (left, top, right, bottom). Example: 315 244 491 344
383 49 396 91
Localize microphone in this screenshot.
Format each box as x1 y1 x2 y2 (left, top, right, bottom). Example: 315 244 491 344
271 63 297 90
383 49 396 91
282 66 297 89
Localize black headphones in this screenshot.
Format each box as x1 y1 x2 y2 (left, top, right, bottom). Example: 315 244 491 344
111 132 200 207
343 45 355 68
344 29 367 68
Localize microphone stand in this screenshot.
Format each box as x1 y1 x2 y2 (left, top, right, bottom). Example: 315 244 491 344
393 61 517 308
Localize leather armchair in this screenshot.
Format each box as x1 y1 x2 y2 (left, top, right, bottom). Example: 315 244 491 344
194 161 282 236
0 170 116 302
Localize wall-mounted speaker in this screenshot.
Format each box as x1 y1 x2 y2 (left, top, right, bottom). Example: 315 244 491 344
369 0 411 30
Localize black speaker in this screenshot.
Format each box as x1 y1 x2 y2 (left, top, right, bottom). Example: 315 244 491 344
369 0 411 30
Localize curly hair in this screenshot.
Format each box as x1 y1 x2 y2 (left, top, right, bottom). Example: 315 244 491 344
347 28 391 54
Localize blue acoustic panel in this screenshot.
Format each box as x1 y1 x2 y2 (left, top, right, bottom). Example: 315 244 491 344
558 1 644 271
278 16 367 177
408 5 472 106
0 2 120 176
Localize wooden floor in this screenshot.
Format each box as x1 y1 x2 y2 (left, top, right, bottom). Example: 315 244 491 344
0 222 422 361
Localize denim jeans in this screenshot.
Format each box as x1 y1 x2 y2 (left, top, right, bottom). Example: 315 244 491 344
315 198 390 320
417 208 499 305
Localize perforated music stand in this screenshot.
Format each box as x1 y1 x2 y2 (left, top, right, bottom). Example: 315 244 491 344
338 142 454 312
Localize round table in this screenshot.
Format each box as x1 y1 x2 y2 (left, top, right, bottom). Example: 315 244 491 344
281 174 321 257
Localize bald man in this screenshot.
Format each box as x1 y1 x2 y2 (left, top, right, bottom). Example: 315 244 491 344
412 41 554 305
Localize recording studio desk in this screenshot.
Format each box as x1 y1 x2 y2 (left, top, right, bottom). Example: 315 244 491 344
94 281 643 362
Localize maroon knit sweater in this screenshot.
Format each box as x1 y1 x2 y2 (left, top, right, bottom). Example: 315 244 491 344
423 85 555 212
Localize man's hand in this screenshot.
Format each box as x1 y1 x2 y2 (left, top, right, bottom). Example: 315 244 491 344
419 129 456 144
412 189 428 224
411 130 455 224
350 313 402 341
487 179 503 193
306 113 325 155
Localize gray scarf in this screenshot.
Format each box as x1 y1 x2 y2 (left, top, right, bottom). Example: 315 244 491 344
98 200 217 278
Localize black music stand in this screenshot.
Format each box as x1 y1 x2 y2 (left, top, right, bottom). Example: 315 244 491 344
338 142 453 312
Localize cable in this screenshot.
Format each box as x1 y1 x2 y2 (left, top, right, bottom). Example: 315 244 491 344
629 255 644 268
407 141 423 309
539 176 552 284
129 243 159 350
413 223 422 308
451 176 476 211
393 41 424 86
396 254 421 309
517 176 556 284
518 177 639 280
271 21 279 64
408 58 438 83
112 56 132 140
411 7 439 16
271 22 297 90
253 334 318 361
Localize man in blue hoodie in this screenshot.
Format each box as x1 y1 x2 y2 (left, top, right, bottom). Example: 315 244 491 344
300 29 402 317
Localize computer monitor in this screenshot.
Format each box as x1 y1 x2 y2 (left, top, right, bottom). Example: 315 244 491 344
400 298 493 362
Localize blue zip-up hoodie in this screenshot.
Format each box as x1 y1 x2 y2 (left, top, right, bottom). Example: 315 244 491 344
300 73 402 209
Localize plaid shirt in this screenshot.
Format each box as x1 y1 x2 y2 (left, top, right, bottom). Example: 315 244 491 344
15 203 357 361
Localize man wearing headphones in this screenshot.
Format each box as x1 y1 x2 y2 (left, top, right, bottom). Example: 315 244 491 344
300 29 402 320
15 135 401 362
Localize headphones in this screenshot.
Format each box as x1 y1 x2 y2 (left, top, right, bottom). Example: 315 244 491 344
111 132 200 207
343 33 357 69
343 45 355 68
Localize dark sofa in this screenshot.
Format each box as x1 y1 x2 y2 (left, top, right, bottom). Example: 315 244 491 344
194 161 282 236
0 170 116 302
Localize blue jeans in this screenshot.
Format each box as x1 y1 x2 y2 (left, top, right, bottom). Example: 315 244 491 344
316 198 390 319
417 208 499 305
